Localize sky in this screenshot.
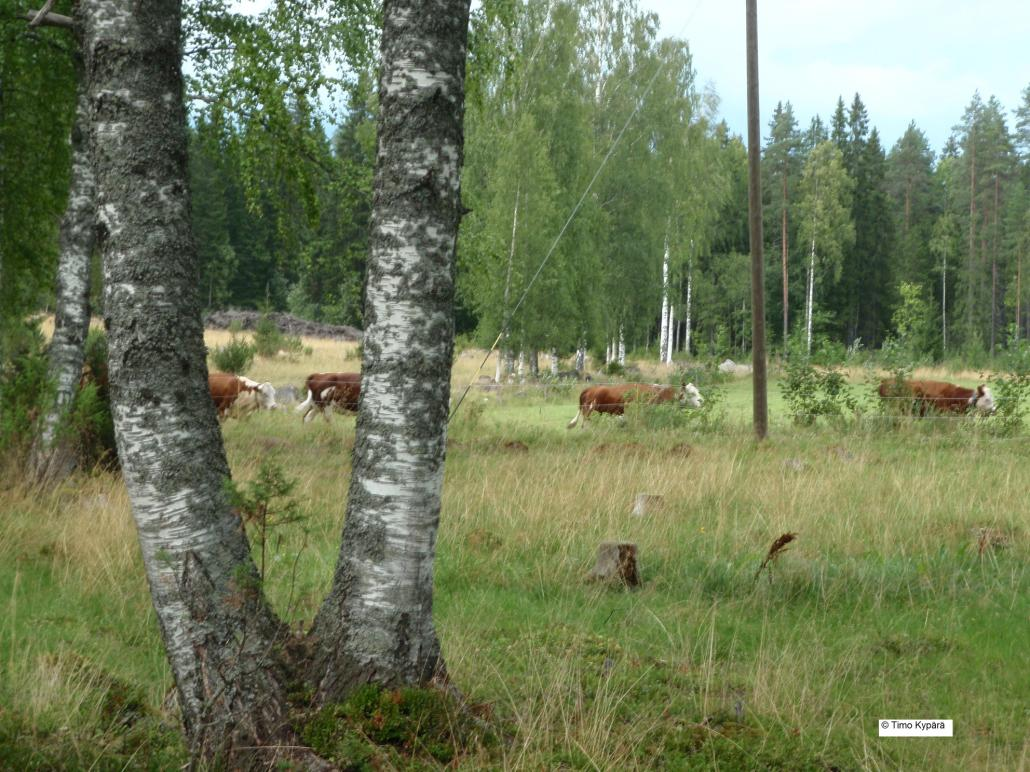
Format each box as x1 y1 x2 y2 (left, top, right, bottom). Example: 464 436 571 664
646 0 1029 155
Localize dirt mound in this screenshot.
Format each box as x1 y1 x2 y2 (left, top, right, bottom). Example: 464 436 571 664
205 310 362 341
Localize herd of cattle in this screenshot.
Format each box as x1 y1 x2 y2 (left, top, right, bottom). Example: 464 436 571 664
207 371 997 424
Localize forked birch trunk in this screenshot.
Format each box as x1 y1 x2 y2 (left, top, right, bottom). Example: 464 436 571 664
309 0 472 701
32 63 96 483
82 0 294 762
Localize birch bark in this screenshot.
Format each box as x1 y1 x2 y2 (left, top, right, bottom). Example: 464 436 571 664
33 62 95 482
82 0 293 762
309 0 472 701
659 233 670 360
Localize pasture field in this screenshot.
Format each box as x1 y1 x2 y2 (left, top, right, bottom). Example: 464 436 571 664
1 335 1027 769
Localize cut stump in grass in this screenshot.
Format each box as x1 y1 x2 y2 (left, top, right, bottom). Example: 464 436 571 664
588 542 640 587
631 493 663 517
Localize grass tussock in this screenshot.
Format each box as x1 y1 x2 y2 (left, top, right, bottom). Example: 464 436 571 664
1 335 1028 769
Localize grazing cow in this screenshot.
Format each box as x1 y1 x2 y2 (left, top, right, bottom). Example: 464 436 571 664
208 373 278 419
296 372 361 423
567 382 703 429
878 379 996 416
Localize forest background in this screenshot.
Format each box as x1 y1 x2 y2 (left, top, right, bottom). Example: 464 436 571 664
3 0 1030 370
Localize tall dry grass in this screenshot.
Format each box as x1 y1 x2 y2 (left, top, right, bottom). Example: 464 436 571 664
2 329 1027 768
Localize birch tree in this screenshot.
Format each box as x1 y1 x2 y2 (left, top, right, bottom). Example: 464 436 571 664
796 141 854 355
81 0 472 762
308 0 472 699
31 45 96 482
82 0 298 762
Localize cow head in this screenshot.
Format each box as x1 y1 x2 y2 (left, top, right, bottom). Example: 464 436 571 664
255 382 279 410
971 385 995 414
240 377 279 410
679 382 703 408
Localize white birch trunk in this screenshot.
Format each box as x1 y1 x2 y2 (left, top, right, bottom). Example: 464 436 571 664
606 339 613 365
684 261 693 356
82 0 296 762
310 0 472 700
659 234 670 361
942 252 948 351
665 306 675 364
576 344 586 374
806 237 816 356
517 350 525 381
550 348 559 375
618 326 626 366
498 185 518 382
33 69 96 482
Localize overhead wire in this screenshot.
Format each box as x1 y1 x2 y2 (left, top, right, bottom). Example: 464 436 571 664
450 0 708 422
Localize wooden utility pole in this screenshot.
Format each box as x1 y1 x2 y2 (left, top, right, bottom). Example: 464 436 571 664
746 0 768 439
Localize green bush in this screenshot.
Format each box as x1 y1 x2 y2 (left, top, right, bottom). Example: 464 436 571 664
209 322 255 374
254 313 307 359
780 357 858 426
0 322 51 456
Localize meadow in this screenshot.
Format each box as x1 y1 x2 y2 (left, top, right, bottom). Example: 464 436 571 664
1 332 1027 769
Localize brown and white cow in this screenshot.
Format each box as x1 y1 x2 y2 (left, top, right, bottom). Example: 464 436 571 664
567 382 703 428
296 372 361 423
878 379 996 416
208 373 278 419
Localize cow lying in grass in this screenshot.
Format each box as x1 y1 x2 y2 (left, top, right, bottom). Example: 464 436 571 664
296 372 361 422
878 379 996 416
567 382 703 428
208 373 278 419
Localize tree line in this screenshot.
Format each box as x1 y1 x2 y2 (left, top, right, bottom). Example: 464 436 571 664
5 1 1028 371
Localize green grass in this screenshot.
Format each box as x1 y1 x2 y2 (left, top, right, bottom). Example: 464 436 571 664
1 376 1028 769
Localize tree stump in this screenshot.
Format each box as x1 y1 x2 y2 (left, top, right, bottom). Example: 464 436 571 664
631 493 663 517
588 542 640 587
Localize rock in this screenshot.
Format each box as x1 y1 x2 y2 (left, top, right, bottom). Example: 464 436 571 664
631 493 663 517
275 384 299 404
205 309 361 341
587 542 640 587
718 358 738 373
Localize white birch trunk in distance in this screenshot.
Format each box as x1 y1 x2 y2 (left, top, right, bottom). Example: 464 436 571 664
665 306 675 363
684 261 692 356
517 350 525 381
529 350 539 378
32 67 96 482
82 1 298 763
575 343 586 374
550 348 559 375
606 339 613 364
942 252 948 351
497 185 518 382
618 326 625 366
309 0 472 701
659 234 670 359
806 237 816 356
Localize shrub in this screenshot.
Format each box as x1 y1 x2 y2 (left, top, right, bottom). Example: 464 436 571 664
780 357 857 426
209 322 255 374
254 313 307 359
989 340 1030 435
0 322 50 457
